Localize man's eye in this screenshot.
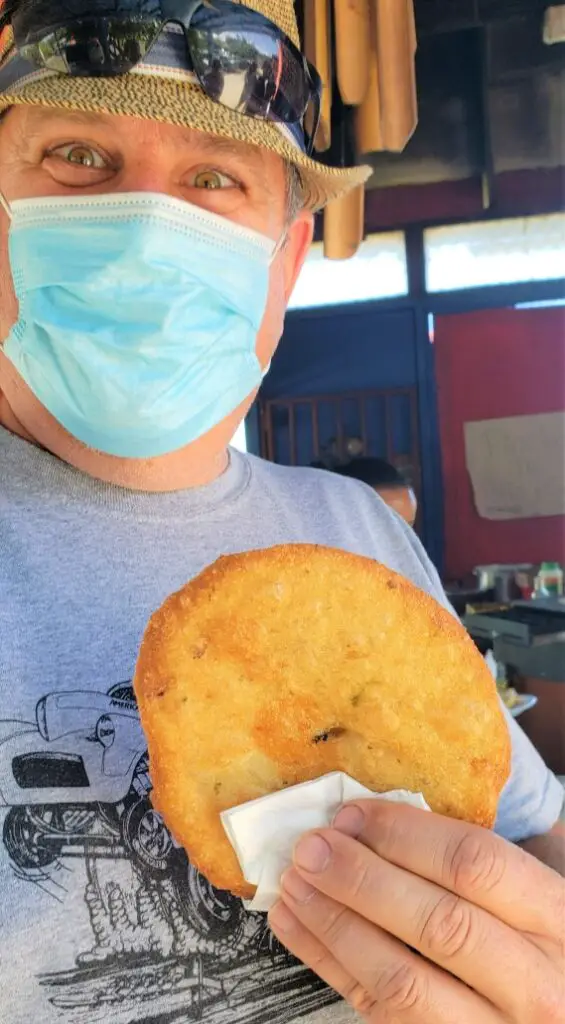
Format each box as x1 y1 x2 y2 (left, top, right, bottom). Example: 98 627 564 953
51 144 107 169
193 170 237 190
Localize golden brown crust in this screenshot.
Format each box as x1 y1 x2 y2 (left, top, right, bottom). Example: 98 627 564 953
134 545 511 898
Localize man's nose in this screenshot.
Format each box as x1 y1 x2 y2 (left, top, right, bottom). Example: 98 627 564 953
116 159 181 200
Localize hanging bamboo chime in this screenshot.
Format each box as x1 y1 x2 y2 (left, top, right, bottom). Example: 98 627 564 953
302 0 418 259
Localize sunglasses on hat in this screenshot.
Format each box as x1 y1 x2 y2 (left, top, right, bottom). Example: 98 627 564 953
1 0 322 156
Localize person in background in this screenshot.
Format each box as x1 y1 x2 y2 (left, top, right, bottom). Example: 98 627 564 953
317 457 418 527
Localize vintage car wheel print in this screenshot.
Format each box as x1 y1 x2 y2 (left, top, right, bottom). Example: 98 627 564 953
179 857 245 942
120 796 175 875
3 806 63 870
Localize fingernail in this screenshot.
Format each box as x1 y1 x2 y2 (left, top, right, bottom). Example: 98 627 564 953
281 868 316 904
269 900 297 934
332 804 365 837
294 834 331 873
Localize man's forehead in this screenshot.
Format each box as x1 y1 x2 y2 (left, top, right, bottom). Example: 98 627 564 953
18 106 269 165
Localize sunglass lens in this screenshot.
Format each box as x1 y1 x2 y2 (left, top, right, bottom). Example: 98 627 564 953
20 18 161 76
188 16 309 123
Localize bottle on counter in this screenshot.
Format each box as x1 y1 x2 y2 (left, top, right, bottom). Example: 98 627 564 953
534 562 564 599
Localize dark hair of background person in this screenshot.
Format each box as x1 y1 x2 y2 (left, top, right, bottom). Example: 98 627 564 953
311 457 408 490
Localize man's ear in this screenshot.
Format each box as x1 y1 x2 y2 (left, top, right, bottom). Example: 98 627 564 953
281 210 314 303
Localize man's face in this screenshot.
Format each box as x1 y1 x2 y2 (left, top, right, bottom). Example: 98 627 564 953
0 105 313 485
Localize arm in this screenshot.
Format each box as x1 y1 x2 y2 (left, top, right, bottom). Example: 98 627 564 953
419 548 565 858
410 537 565 858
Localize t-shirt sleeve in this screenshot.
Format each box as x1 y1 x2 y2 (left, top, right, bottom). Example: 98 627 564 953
494 702 564 841
386 512 565 841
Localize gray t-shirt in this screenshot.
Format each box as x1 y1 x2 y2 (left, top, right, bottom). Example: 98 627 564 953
0 426 562 1024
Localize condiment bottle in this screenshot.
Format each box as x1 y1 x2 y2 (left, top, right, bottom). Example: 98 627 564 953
534 562 564 598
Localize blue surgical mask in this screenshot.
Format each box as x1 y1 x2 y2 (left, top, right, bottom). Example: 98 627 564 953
0 190 275 458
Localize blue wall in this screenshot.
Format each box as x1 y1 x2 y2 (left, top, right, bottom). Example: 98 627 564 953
254 299 445 570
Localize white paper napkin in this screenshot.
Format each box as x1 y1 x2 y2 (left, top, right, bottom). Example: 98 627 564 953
221 771 430 912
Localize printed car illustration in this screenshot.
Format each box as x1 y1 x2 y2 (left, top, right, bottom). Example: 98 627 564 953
0 683 243 941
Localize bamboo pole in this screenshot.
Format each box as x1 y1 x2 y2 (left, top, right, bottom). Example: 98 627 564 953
323 184 365 260
303 0 332 151
334 0 371 106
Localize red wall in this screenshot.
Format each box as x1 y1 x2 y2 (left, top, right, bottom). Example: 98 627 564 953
435 307 565 580
314 168 565 242
364 168 565 231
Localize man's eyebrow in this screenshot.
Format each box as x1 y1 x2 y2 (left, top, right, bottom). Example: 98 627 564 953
175 129 265 165
17 108 118 148
162 124 268 181
23 108 118 134
23 108 267 169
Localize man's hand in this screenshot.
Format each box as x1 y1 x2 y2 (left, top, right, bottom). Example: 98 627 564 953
268 801 565 1023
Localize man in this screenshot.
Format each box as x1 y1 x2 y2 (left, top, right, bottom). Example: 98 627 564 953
0 3 563 1024
322 457 418 528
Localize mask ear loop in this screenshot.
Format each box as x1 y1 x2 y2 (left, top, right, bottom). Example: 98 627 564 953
270 231 287 264
0 191 11 219
263 231 288 375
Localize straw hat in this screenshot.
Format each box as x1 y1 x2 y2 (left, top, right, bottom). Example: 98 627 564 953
0 0 371 210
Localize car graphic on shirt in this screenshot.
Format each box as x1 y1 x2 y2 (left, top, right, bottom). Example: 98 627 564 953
0 683 169 869
0 683 244 944
0 684 341 1024
0 683 145 802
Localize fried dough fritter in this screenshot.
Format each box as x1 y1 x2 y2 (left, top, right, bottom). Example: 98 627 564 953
133 545 511 898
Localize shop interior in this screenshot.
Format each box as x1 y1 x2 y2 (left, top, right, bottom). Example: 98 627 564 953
238 0 565 776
